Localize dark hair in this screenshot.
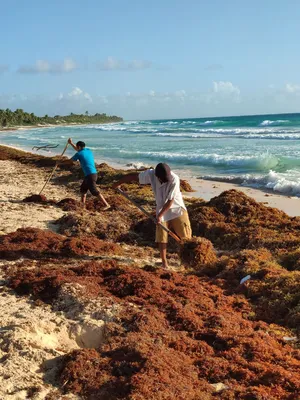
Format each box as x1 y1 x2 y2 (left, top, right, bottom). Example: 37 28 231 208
155 163 171 183
76 141 86 148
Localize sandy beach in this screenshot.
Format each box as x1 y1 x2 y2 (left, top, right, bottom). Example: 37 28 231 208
0 145 299 399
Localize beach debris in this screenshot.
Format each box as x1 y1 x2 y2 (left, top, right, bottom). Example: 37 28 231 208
32 144 59 152
282 336 298 342
210 383 229 392
180 237 217 269
240 275 251 285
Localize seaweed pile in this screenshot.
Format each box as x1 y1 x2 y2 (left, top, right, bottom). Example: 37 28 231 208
7 261 300 399
188 189 300 253
1 146 300 398
0 227 121 259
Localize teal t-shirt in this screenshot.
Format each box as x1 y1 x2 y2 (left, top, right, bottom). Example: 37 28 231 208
71 148 97 176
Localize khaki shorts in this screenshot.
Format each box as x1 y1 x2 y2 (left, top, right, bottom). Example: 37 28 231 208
155 210 192 243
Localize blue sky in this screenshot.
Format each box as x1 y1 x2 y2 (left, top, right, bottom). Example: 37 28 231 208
1 0 300 120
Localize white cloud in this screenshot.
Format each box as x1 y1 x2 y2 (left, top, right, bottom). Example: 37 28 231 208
18 58 77 74
207 81 241 103
213 81 240 96
62 58 77 72
68 87 83 97
285 83 300 94
98 57 152 71
59 87 93 103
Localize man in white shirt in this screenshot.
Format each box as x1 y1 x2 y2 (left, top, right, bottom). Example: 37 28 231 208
113 163 192 268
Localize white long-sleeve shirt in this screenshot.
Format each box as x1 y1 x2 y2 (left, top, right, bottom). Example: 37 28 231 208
139 169 186 222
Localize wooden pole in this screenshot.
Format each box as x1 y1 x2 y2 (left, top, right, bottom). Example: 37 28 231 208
39 141 69 195
116 188 181 243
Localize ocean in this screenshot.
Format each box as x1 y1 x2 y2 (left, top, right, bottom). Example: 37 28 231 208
2 112 300 196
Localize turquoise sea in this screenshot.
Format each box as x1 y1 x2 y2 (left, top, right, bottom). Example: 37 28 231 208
2 113 300 196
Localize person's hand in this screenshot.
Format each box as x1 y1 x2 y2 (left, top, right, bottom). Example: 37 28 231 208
157 214 163 224
68 138 73 144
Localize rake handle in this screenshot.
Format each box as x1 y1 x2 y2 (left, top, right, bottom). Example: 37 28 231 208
39 141 69 195
116 188 181 243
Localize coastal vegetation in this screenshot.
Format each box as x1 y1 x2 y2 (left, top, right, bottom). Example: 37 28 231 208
0 108 122 127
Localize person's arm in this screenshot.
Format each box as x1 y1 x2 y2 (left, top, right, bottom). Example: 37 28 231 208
157 199 174 223
112 173 139 188
57 139 77 166
68 137 78 152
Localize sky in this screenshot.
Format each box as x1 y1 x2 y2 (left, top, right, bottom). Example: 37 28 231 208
1 0 300 120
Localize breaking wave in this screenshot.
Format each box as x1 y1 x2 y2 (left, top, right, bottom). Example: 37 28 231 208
201 170 300 196
260 120 290 126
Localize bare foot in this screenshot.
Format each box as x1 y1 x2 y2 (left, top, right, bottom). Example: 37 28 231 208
102 205 111 211
162 262 169 269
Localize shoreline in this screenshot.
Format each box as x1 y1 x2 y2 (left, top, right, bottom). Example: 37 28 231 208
0 120 119 133
1 143 299 217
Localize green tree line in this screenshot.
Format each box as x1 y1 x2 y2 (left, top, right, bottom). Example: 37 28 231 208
0 108 123 127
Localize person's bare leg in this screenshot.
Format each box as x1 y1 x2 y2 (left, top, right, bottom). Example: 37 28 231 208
81 193 87 206
158 243 168 268
97 193 110 209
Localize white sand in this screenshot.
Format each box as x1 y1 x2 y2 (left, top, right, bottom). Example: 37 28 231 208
0 259 124 399
0 160 77 235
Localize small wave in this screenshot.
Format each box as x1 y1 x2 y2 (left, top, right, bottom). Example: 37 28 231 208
244 133 300 140
130 128 159 133
201 120 224 125
91 126 128 131
260 119 290 126
201 170 300 196
155 132 234 139
126 162 150 169
159 121 179 125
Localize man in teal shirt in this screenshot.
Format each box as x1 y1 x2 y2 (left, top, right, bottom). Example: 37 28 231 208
68 138 110 209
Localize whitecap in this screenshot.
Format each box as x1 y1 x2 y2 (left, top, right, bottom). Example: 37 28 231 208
259 119 289 126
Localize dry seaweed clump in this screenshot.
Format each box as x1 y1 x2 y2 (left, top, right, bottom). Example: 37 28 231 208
180 179 194 192
56 197 81 211
204 249 300 332
0 227 122 260
57 210 135 243
180 237 217 271
8 261 300 399
23 194 48 203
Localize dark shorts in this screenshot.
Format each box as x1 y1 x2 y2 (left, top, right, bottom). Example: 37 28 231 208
80 173 99 196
